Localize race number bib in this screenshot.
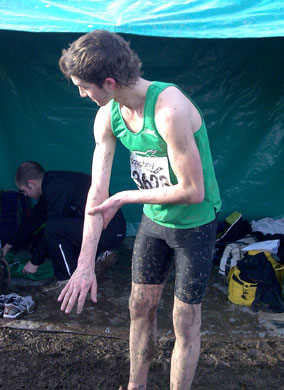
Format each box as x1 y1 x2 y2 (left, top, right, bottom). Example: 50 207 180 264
130 152 172 189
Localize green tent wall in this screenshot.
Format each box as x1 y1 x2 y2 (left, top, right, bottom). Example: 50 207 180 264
0 2 283 234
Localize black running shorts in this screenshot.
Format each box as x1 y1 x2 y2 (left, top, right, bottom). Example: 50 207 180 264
132 213 218 304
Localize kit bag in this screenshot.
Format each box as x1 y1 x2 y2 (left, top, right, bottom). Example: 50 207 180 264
0 249 11 292
0 190 30 246
247 250 284 288
228 266 258 306
228 251 284 312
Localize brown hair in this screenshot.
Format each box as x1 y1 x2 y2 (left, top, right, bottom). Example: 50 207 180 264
15 161 45 186
59 30 142 87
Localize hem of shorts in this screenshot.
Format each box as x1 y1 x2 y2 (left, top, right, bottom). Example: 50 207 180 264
142 210 217 230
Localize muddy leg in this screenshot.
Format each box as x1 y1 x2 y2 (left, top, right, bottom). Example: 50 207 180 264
170 298 201 390
127 282 164 390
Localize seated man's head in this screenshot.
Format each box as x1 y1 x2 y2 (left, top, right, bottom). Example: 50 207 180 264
15 161 45 200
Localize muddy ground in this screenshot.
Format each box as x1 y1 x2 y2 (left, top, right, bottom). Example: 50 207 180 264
1 240 284 389
0 327 284 390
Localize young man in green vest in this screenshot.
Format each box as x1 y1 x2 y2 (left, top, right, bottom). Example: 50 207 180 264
58 30 221 390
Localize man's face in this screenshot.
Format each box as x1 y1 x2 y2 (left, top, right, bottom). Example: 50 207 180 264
71 76 113 106
17 181 41 200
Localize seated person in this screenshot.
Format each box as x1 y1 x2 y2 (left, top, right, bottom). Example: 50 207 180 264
2 161 126 290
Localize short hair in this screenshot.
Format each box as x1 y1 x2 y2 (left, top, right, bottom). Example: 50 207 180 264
15 161 45 186
59 29 142 87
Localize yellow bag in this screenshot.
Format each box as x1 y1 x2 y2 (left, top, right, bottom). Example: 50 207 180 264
228 266 258 306
228 250 284 307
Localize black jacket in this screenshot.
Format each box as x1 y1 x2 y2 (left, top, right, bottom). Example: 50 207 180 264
8 170 91 250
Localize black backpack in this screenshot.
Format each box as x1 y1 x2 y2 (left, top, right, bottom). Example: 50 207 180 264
0 248 11 292
0 189 31 247
238 252 284 313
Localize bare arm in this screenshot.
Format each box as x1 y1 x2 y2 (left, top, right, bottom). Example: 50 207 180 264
90 87 204 228
58 103 116 314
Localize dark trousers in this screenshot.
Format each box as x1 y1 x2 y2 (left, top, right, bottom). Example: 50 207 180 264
43 210 126 281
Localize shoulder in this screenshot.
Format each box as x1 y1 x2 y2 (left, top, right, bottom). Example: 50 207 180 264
156 86 193 116
94 102 112 127
42 171 67 192
42 171 76 194
93 101 115 143
155 86 201 135
43 171 64 184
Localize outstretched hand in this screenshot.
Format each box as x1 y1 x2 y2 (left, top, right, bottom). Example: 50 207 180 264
58 267 97 314
88 195 121 229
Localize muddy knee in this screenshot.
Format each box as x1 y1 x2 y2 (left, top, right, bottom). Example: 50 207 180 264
129 293 159 320
173 301 201 340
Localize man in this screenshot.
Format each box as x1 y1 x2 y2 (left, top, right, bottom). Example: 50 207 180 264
2 161 126 290
58 30 221 390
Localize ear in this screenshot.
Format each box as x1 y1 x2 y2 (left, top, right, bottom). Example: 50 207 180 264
26 179 32 189
103 78 117 90
27 179 37 189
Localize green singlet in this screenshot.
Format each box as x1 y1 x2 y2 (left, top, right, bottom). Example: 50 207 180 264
111 81 221 229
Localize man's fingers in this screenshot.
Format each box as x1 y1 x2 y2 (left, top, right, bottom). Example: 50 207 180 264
90 282 98 303
62 288 80 314
59 284 77 313
57 274 96 315
58 282 70 302
76 288 90 314
59 283 91 314
88 206 100 215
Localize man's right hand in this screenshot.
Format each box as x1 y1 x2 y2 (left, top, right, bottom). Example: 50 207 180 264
58 266 97 315
2 243 12 257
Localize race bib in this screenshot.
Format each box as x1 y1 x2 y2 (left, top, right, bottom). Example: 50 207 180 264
130 152 172 189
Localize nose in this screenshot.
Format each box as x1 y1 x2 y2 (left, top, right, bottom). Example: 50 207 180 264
78 86 87 98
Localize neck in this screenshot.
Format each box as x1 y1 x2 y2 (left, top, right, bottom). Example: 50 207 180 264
114 78 152 111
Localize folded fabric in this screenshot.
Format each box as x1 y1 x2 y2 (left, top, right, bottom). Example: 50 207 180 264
219 236 256 276
251 217 284 235
241 239 280 254
4 252 54 280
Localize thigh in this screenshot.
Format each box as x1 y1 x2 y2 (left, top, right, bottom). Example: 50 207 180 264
132 214 174 285
45 218 84 247
166 217 218 304
98 208 126 253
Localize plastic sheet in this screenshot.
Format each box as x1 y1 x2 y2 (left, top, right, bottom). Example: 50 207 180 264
0 31 283 230
0 0 283 38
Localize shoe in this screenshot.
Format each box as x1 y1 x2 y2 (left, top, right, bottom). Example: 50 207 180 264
43 280 68 293
3 295 37 319
95 250 118 278
0 293 21 318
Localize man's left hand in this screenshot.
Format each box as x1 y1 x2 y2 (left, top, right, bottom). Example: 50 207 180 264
88 195 121 229
23 261 39 274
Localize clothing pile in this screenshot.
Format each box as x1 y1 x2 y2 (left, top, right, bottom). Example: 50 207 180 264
4 252 54 280
216 213 284 313
0 293 36 319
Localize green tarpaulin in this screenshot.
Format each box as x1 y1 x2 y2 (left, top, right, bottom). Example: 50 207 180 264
0 1 283 234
